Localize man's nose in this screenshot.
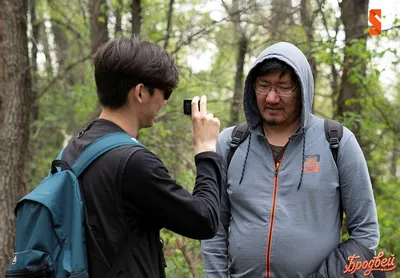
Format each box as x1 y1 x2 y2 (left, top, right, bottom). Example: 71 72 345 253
265 88 280 103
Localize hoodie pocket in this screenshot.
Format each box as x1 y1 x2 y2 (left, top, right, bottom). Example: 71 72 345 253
5 250 55 278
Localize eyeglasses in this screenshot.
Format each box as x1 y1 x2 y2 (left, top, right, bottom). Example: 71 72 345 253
254 83 299 97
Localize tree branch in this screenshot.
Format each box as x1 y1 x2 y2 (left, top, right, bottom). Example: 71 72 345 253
170 24 216 55
175 237 198 278
38 54 93 99
170 3 257 55
221 0 229 12
163 0 175 49
316 0 341 116
359 79 398 133
35 18 84 40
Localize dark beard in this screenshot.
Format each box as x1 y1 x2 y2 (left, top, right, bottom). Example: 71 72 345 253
264 118 280 125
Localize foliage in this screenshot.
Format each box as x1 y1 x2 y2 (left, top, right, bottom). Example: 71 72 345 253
21 0 400 276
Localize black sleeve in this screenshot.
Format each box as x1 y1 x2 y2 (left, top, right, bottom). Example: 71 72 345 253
122 149 224 240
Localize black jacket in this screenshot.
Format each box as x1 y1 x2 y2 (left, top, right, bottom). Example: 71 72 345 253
62 119 224 277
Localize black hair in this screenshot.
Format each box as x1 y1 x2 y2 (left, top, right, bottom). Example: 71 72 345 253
94 36 179 108
253 58 298 85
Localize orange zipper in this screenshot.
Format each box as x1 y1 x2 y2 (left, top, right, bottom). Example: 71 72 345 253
266 160 281 278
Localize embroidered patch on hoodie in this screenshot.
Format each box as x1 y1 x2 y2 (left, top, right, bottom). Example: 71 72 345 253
304 154 320 172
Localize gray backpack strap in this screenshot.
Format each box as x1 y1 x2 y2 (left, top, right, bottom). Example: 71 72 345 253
324 119 343 166
324 119 344 225
227 122 249 168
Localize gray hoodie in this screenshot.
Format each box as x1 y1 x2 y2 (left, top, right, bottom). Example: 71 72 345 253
201 42 379 277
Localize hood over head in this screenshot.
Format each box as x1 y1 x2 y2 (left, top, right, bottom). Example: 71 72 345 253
243 42 314 132
238 42 314 190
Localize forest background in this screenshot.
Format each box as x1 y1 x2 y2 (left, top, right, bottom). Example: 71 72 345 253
0 0 399 276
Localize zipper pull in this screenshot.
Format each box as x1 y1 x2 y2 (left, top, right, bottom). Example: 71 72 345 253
77 120 96 138
275 161 280 176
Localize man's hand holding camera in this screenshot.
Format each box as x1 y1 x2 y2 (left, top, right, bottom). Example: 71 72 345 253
191 95 220 155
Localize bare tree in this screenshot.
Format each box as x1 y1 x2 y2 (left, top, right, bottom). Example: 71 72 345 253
115 0 123 35
317 0 340 118
164 0 175 49
0 0 32 272
269 0 293 41
30 0 40 123
89 0 109 116
338 0 369 142
132 0 141 36
53 24 69 68
89 0 109 54
300 0 318 83
225 0 249 126
40 23 53 77
176 237 199 278
390 135 399 177
230 31 248 126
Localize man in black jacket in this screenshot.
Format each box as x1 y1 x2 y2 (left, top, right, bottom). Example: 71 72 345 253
62 36 224 277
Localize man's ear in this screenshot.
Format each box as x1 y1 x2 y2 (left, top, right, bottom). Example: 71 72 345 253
131 83 145 103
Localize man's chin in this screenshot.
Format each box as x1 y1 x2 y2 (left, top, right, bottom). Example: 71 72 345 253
263 116 283 125
265 119 281 126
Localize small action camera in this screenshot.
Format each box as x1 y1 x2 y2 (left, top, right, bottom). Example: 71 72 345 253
183 99 200 116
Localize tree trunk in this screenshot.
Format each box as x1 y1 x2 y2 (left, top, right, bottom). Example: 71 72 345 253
163 0 174 49
230 32 248 126
338 0 369 142
227 0 248 126
115 0 123 35
30 0 40 123
176 237 198 278
89 0 109 55
89 0 108 115
53 23 69 69
0 0 32 272
390 134 399 177
318 0 340 118
300 0 318 113
40 22 53 77
269 0 293 41
131 0 141 36
330 62 340 118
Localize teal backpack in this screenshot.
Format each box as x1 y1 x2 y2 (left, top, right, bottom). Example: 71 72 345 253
6 132 143 278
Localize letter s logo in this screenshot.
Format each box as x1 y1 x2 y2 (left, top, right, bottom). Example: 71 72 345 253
369 9 382 36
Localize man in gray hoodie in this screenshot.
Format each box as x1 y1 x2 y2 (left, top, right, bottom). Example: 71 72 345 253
201 42 380 277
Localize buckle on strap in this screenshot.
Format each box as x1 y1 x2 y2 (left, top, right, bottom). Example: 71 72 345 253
230 131 244 148
329 137 339 149
230 137 240 148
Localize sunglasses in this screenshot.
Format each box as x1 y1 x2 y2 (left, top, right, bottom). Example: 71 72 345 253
144 85 172 101
163 89 172 100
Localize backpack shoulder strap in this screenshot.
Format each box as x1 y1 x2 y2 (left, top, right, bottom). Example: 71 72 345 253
324 119 344 226
72 132 144 178
227 122 249 168
324 119 343 166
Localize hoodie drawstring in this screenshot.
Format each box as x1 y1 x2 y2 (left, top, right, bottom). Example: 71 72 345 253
239 132 252 185
237 128 305 189
297 128 306 190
